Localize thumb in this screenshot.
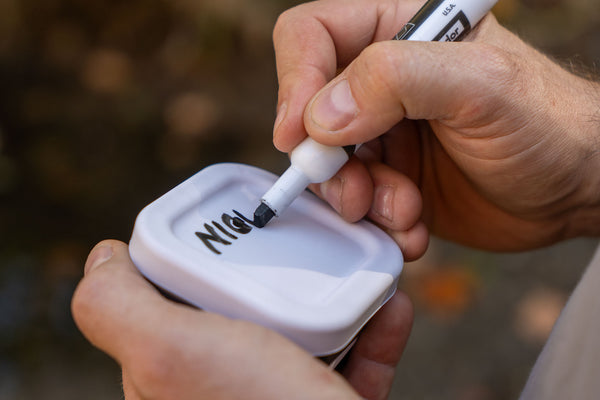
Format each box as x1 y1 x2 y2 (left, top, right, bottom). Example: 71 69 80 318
303 24 510 146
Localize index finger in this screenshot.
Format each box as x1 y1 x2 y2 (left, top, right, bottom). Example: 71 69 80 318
272 0 425 152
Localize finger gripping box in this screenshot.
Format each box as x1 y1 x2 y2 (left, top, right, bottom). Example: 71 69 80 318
129 163 403 361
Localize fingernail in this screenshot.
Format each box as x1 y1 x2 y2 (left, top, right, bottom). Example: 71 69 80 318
85 244 113 275
372 185 395 222
321 176 343 214
310 79 357 132
273 101 288 134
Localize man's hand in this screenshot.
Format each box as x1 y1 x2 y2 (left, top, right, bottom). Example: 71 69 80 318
72 240 413 400
272 0 600 257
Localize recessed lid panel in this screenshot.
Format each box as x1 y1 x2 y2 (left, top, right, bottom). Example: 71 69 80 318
129 163 403 355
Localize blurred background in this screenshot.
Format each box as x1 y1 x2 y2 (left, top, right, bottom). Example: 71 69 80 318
0 0 598 398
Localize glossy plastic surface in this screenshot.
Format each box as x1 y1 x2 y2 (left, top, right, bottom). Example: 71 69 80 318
129 163 403 356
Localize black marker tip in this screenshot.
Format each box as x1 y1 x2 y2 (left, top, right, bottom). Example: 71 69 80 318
253 202 275 228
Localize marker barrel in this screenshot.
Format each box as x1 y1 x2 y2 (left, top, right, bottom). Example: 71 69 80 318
396 0 498 41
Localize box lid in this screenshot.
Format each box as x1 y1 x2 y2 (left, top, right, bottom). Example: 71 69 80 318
129 163 403 356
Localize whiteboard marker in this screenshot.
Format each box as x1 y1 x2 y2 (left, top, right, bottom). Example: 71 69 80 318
254 0 498 228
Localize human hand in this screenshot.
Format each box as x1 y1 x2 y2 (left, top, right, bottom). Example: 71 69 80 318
272 0 600 257
72 240 413 400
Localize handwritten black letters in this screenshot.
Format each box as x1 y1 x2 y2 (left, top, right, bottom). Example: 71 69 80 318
195 210 256 255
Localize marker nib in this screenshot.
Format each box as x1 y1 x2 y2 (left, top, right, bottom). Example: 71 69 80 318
253 203 275 228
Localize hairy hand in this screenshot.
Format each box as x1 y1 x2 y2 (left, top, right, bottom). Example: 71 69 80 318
272 0 600 255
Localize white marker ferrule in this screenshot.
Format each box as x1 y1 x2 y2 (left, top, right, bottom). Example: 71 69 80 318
262 138 356 215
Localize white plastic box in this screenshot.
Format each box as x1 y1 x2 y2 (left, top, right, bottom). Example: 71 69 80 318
129 163 403 361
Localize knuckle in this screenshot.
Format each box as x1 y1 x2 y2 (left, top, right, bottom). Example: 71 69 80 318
272 10 289 40
472 43 523 91
71 275 107 327
128 343 181 398
273 6 301 43
225 319 261 349
359 43 396 87
227 319 277 356
129 322 252 397
455 44 526 123
353 42 408 106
